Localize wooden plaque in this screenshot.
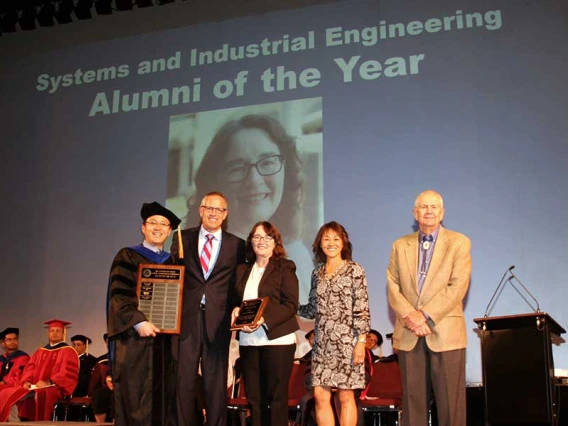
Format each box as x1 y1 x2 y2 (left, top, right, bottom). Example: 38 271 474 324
136 264 185 334
230 297 269 331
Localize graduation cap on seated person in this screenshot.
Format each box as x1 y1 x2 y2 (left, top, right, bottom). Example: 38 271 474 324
0 327 19 340
44 319 71 328
71 334 93 353
70 334 92 345
369 329 383 345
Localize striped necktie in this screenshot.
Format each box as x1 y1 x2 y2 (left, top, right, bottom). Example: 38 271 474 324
200 234 214 274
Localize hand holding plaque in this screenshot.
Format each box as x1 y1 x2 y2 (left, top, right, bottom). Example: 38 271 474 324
231 297 269 331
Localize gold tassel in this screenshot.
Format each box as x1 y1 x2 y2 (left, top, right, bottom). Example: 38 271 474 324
177 227 184 259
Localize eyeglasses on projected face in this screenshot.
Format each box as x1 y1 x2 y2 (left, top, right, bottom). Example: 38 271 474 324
223 155 284 183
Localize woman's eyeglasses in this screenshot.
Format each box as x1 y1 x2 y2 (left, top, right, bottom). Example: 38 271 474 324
251 235 274 242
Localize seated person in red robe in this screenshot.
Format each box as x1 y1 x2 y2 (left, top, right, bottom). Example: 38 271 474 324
91 362 113 423
0 328 30 390
0 319 79 422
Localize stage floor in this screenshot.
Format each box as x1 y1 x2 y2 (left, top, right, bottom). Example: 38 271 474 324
0 423 112 425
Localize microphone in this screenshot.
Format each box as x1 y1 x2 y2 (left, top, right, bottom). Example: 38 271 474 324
509 268 541 313
484 265 515 317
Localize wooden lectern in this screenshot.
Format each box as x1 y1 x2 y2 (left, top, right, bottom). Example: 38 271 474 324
473 313 565 426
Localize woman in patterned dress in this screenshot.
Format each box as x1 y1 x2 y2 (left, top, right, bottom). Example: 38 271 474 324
298 221 371 426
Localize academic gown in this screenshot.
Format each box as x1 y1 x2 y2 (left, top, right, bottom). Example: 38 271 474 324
0 350 30 389
0 342 79 422
107 245 176 426
88 356 109 396
89 358 113 418
73 352 98 397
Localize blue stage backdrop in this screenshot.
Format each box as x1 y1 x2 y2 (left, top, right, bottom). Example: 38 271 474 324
1 0 567 383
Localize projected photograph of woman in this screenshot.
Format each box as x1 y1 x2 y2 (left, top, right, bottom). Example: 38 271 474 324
166 98 323 305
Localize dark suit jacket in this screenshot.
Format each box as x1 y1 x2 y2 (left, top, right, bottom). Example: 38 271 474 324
235 257 299 341
171 226 246 342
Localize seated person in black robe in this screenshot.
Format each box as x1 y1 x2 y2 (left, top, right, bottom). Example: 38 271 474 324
71 334 98 397
88 333 113 423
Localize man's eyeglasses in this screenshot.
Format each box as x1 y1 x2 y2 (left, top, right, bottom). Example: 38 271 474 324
201 206 227 215
252 235 274 242
223 155 284 183
145 220 171 228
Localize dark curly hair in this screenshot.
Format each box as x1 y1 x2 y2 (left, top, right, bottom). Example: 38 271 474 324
312 221 353 263
245 221 287 263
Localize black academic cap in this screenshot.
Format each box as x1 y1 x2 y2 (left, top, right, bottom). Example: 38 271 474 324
103 333 108 341
305 329 315 339
141 202 181 230
70 334 92 344
0 327 19 340
385 333 393 340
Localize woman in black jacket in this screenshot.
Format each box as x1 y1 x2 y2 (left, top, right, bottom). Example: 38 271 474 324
231 221 300 426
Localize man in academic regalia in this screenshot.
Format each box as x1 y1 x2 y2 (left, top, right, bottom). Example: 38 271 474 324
96 332 109 362
89 333 113 423
0 328 30 390
0 319 79 422
88 333 110 397
71 334 98 397
106 201 181 426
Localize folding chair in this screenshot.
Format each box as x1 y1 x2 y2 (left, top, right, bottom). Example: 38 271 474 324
52 396 94 421
360 360 403 426
227 371 249 426
287 361 308 425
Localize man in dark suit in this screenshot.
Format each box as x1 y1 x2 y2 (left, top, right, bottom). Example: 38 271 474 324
171 191 246 426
